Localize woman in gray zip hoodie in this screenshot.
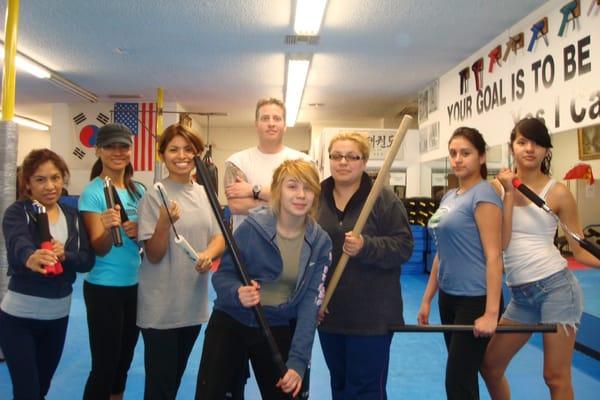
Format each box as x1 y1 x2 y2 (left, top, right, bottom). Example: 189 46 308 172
195 159 331 399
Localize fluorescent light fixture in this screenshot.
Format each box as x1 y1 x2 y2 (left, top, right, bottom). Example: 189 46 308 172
1 41 98 102
0 43 51 78
13 115 50 131
284 58 310 127
48 73 98 103
294 0 328 35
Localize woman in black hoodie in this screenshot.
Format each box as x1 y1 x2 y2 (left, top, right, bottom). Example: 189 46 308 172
0 149 94 400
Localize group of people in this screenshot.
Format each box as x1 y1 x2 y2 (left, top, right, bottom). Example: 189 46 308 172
419 119 599 400
0 97 597 400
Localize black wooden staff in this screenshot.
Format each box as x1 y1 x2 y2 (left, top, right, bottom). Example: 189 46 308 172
193 156 288 379
390 324 557 333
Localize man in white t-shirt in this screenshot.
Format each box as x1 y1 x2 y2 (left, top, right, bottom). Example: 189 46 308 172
224 98 311 231
222 98 312 399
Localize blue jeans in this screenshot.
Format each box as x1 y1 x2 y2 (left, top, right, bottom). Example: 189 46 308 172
503 268 583 328
319 331 392 400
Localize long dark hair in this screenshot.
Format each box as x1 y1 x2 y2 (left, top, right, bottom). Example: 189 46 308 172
510 118 552 175
90 158 141 199
448 127 488 179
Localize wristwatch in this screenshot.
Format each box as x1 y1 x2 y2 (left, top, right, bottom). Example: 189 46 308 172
252 184 262 200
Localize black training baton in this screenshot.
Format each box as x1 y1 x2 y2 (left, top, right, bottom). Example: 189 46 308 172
512 178 600 261
193 157 289 384
103 177 123 247
391 324 557 333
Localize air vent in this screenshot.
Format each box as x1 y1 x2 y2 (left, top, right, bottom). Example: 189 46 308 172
285 35 320 45
108 94 144 100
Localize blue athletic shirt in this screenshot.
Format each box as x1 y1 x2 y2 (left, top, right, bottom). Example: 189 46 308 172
428 180 502 296
78 177 144 286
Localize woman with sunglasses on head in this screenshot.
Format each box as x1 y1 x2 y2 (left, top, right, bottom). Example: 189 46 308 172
317 132 413 400
78 123 145 400
418 127 503 400
481 118 599 400
136 124 225 399
196 159 331 399
0 149 94 400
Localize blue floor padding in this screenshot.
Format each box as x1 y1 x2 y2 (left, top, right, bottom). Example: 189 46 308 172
1 274 599 399
574 269 600 318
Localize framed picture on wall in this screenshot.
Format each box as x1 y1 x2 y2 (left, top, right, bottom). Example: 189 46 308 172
578 124 600 160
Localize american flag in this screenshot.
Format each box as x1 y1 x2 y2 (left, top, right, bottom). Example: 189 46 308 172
114 102 156 171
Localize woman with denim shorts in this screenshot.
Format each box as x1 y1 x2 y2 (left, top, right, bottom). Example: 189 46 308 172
482 118 600 400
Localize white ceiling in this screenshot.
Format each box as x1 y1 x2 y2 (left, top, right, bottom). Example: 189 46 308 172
1 0 547 127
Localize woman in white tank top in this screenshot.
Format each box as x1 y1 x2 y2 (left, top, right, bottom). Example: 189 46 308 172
481 118 600 400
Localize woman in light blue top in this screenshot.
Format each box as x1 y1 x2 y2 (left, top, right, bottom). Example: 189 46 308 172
78 123 145 400
418 127 503 400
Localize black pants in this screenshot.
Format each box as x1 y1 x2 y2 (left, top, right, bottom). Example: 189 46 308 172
227 319 309 400
195 310 292 400
83 281 139 400
438 290 502 400
141 325 201 400
0 310 68 400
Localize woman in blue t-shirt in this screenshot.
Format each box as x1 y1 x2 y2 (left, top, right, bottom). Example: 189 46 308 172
418 127 503 400
78 123 145 400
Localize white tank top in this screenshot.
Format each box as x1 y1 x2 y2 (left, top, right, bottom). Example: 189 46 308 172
503 179 567 286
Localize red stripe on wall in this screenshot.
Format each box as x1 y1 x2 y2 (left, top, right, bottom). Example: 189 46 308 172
148 103 155 171
141 103 146 170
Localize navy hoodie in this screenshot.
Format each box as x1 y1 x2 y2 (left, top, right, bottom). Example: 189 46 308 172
2 199 95 299
212 207 331 377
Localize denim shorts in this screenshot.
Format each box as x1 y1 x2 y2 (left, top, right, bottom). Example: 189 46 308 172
503 268 583 328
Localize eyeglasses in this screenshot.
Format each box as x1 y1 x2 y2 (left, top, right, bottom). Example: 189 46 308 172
329 153 363 162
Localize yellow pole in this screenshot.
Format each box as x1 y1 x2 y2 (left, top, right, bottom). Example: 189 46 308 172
156 87 164 135
1 0 20 121
153 87 164 182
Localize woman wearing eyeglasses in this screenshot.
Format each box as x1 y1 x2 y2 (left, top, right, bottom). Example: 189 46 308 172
317 132 413 399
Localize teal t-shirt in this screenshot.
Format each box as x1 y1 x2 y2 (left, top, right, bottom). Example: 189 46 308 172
78 177 144 286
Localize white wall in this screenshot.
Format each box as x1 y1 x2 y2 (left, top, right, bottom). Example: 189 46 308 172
551 129 600 227
17 126 51 165
419 0 600 163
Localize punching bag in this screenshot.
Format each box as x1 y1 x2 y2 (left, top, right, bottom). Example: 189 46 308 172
202 144 218 194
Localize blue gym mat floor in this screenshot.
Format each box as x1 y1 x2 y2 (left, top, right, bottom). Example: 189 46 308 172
1 273 599 399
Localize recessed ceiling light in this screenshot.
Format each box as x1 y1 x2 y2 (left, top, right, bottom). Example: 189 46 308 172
294 0 328 36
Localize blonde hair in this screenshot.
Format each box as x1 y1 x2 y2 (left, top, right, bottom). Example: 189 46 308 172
328 132 371 161
270 159 320 219
255 98 286 121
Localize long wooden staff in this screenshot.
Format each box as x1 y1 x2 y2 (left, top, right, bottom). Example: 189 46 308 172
193 157 289 382
320 115 413 314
